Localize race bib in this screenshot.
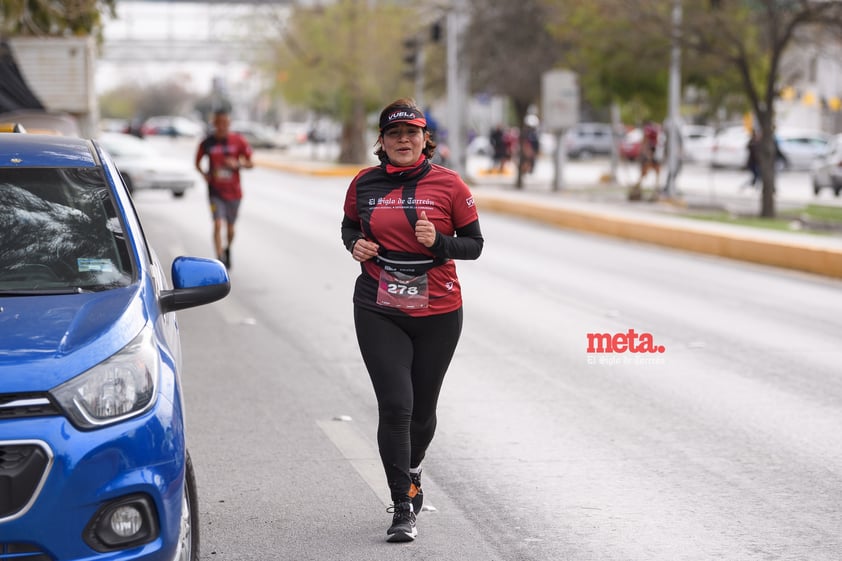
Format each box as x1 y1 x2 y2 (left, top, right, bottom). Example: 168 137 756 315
377 269 429 309
213 168 233 181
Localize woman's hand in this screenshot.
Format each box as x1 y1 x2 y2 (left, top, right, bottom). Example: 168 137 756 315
352 238 379 262
415 211 437 248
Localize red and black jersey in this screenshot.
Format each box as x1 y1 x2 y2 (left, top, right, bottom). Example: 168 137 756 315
196 133 253 201
342 158 482 317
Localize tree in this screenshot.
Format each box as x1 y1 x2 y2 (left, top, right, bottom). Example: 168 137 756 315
266 0 423 164
99 79 199 122
546 2 671 123
679 0 842 218
0 0 116 40
464 0 565 188
555 0 842 218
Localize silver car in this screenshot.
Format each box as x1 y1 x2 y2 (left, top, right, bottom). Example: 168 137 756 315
811 133 842 197
712 126 829 171
777 129 832 171
564 122 616 159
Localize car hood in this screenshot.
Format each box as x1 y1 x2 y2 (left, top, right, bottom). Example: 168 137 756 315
0 285 148 391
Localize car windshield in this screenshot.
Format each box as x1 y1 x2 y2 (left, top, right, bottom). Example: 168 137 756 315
0 167 134 293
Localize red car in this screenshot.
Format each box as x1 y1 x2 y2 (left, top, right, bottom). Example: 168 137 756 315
620 127 643 161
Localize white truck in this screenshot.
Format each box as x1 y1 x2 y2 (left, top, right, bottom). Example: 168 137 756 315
7 36 98 137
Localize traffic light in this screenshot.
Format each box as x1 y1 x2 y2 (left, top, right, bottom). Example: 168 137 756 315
430 20 442 43
403 37 419 81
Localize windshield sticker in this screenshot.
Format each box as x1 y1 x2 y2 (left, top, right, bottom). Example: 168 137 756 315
77 258 115 273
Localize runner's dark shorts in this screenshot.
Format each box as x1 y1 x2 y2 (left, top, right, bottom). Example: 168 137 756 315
209 196 241 224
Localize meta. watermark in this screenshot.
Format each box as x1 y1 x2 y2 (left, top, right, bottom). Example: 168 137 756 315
586 329 666 366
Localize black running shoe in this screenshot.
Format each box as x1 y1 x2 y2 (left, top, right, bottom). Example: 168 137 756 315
386 501 416 542
409 470 423 514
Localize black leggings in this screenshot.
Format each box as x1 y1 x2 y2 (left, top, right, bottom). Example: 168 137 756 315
354 305 463 503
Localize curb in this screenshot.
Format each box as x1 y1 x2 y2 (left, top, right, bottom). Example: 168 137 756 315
474 193 842 280
253 156 361 177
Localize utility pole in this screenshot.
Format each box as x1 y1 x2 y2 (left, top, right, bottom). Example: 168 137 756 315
446 0 469 178
665 0 682 199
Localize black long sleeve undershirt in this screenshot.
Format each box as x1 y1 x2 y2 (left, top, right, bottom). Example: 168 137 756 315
429 218 484 260
341 215 364 251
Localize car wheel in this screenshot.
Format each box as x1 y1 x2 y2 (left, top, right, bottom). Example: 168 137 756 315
173 190 186 198
175 451 200 561
813 181 821 196
835 186 842 197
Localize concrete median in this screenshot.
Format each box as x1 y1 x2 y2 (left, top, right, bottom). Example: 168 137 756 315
475 192 842 280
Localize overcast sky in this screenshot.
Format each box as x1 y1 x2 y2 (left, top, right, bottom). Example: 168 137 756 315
96 1 282 94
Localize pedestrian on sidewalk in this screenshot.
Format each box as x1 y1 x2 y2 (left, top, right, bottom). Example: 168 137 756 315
519 115 541 175
742 129 789 190
742 129 761 189
340 98 484 543
489 124 509 173
195 109 253 269
629 120 661 201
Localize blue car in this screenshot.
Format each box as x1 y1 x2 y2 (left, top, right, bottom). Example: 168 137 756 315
0 132 229 560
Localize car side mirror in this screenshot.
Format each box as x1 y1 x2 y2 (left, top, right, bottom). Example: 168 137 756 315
160 256 230 313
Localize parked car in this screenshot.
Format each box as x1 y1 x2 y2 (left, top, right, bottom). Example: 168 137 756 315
564 122 616 159
711 125 829 170
710 125 750 169
142 115 204 138
810 133 842 196
276 122 310 147
620 124 670 162
100 118 130 134
467 134 493 157
620 127 643 161
0 130 230 561
0 109 80 136
230 120 286 149
98 132 197 197
681 124 715 163
776 129 832 171
623 123 712 164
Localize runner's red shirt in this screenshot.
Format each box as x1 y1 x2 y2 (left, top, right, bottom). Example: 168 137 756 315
196 133 253 200
343 159 479 317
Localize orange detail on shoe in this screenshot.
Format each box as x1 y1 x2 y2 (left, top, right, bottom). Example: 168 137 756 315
408 483 419 498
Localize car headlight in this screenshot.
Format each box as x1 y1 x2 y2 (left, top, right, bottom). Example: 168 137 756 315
52 328 159 430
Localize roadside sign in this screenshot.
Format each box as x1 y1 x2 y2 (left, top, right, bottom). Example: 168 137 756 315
542 70 579 132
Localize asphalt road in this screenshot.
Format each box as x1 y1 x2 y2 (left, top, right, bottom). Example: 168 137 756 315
134 158 842 561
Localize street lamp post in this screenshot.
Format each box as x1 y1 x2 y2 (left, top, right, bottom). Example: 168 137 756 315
665 0 682 199
446 0 468 178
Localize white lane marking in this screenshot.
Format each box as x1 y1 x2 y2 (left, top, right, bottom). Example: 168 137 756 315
316 418 391 507
214 295 257 326
167 258 258 326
